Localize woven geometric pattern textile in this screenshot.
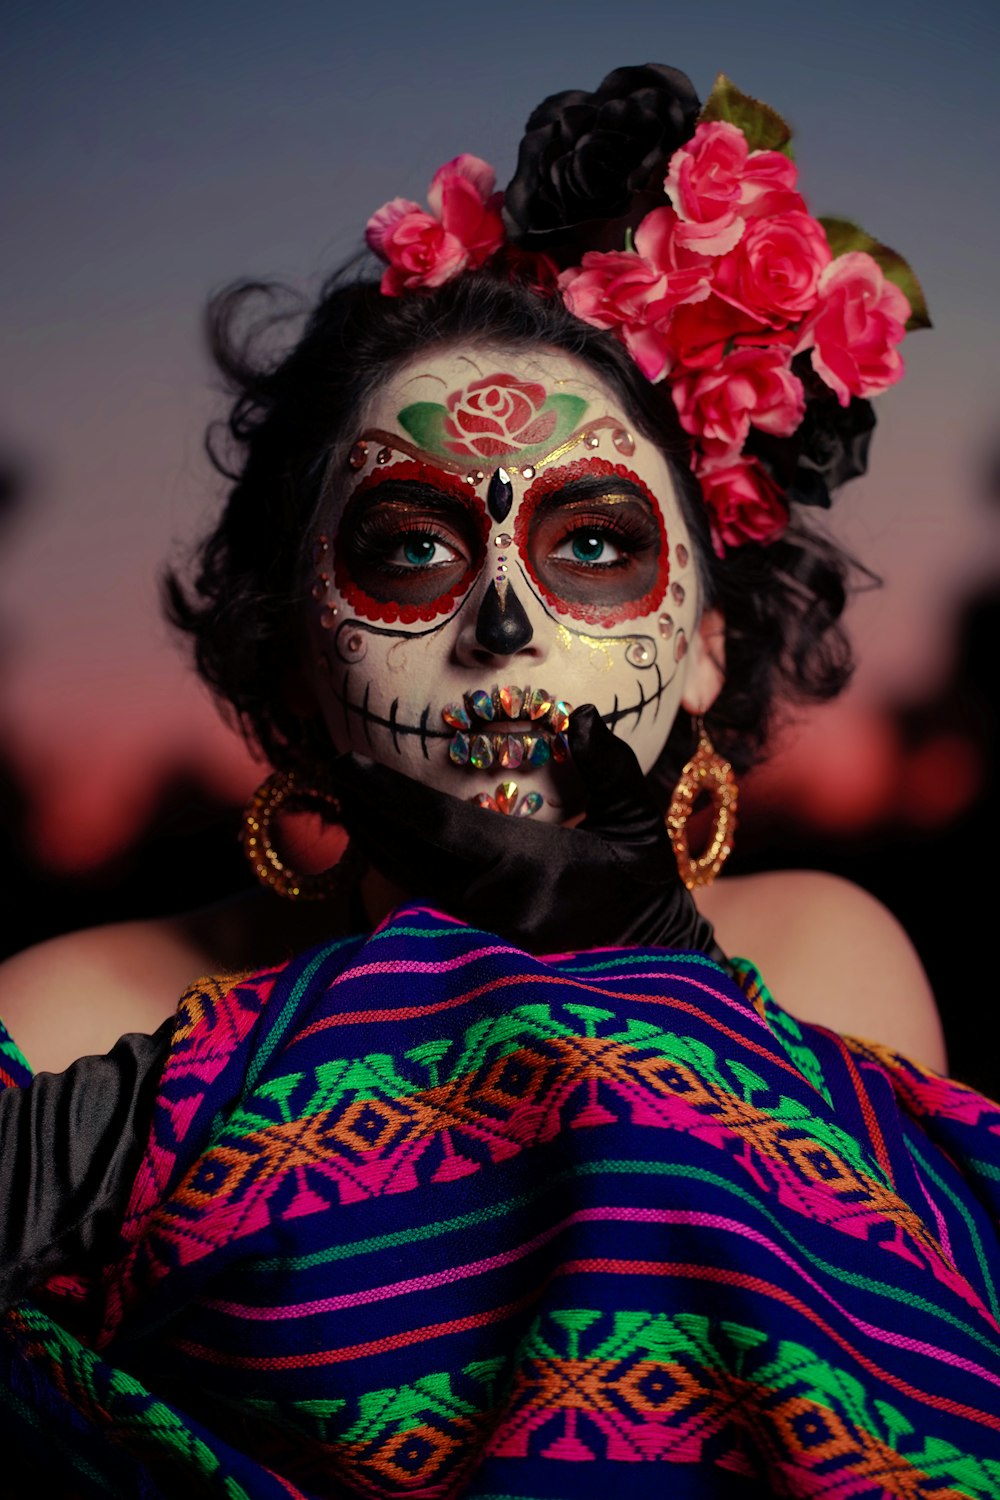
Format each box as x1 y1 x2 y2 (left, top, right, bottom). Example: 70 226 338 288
2 904 1000 1497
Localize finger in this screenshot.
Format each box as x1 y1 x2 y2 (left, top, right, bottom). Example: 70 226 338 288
569 706 658 833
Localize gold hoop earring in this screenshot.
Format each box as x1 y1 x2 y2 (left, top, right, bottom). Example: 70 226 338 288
240 771 343 900
665 723 739 890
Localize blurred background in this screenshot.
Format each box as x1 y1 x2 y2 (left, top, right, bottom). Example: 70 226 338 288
2 0 998 1091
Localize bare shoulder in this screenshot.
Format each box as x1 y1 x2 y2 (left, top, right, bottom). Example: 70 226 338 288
0 883 359 1075
0 915 213 1075
697 868 948 1072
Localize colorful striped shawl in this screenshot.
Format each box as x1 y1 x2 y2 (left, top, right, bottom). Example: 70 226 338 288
2 903 1000 1498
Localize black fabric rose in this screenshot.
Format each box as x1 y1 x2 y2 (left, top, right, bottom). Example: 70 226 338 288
504 63 700 256
747 359 877 510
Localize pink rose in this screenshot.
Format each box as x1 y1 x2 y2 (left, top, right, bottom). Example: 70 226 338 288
672 347 805 457
696 455 789 555
664 122 806 256
559 207 711 381
798 251 911 406
738 150 805 221
443 374 556 458
663 121 749 255
714 210 832 325
365 154 505 295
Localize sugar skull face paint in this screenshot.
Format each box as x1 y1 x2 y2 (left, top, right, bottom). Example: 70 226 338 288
307 346 724 821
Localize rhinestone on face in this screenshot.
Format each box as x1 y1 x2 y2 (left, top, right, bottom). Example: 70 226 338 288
467 469 485 486
551 732 570 762
470 734 494 770
658 613 674 638
674 629 688 661
449 732 471 766
467 690 495 722
498 684 523 719
311 579 327 600
348 443 368 471
612 428 635 456
442 702 471 731
520 465 536 480
474 793 499 812
626 640 653 667
548 701 571 734
376 446 392 465
496 781 518 815
320 607 339 629
493 532 512 548
584 431 600 448
497 735 524 770
671 581 686 605
517 792 544 817
312 536 330 562
339 629 366 661
676 542 689 568
528 688 553 720
524 735 551 768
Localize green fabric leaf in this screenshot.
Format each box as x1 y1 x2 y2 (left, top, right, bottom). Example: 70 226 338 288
698 72 794 156
397 402 448 451
819 218 932 331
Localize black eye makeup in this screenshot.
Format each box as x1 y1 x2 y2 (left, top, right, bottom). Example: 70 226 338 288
333 463 488 624
513 460 670 627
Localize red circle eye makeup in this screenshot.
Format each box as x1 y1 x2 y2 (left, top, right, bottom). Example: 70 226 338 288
333 461 488 624
513 458 670 627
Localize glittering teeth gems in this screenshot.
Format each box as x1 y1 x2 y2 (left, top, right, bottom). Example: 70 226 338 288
442 702 471 731
467 690 495 722
443 686 572 772
498 684 524 719
473 783 544 816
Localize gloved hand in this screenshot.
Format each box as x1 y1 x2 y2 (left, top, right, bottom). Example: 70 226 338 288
328 705 727 962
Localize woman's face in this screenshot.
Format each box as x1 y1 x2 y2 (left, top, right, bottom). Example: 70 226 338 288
305 345 722 821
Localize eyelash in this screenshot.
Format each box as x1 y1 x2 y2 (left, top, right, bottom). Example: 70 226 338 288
547 511 656 565
348 515 466 574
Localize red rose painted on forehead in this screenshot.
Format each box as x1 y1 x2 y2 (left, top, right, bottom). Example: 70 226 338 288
443 374 558 458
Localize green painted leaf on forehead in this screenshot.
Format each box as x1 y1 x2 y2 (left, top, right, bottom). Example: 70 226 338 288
698 73 795 158
397 392 590 465
819 217 932 331
397 401 449 451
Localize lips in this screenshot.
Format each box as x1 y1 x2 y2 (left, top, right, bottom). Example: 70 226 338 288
443 684 572 772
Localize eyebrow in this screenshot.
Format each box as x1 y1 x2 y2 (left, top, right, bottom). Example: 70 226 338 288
530 474 659 513
346 476 481 520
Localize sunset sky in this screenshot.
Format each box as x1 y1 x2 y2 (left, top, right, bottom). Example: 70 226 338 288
2 0 999 873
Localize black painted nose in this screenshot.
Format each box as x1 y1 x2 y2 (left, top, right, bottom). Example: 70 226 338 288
475 580 533 654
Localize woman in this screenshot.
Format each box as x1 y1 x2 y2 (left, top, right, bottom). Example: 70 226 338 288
1 63 995 1499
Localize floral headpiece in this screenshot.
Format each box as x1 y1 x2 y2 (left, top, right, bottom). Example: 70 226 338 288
365 66 929 553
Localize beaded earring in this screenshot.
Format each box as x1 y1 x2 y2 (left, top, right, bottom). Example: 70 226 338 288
665 721 739 889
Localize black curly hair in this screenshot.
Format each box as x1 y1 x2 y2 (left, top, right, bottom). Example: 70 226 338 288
164 263 871 797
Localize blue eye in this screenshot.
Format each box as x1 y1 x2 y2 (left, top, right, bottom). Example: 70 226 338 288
392 534 461 568
552 530 625 566
403 537 437 565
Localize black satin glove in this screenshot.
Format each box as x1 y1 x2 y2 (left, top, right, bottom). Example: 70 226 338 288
0 1020 172 1310
329 704 728 963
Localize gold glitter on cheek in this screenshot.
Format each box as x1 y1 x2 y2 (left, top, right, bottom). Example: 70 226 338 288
554 625 616 671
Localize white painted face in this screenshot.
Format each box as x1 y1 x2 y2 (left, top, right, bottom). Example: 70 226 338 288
305 345 723 821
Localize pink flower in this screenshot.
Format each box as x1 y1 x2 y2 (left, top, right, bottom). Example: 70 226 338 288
664 122 750 255
558 207 711 381
365 154 505 295
696 455 789 554
664 122 805 256
443 374 556 458
672 347 805 457
798 251 911 406
713 210 832 325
